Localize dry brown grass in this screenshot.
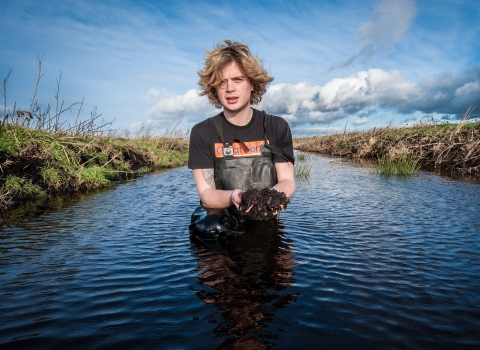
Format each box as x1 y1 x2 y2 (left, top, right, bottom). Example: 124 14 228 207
294 107 480 177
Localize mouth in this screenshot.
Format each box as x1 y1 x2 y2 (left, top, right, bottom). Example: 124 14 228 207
226 97 239 104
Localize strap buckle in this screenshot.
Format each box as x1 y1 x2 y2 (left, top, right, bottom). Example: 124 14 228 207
223 146 234 157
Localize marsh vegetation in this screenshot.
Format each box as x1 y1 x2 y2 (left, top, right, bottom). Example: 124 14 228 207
294 152 313 181
294 107 479 178
0 124 188 209
1 58 188 211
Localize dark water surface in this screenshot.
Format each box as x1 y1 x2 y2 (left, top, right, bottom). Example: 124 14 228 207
1 156 480 349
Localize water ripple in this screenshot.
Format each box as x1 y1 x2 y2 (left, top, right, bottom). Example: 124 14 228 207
1 158 479 349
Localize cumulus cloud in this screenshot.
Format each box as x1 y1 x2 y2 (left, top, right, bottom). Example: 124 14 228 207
331 0 417 69
258 68 420 125
260 65 479 125
145 88 216 122
143 88 163 101
400 65 480 116
144 64 480 126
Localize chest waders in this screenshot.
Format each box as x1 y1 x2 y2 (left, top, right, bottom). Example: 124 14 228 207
213 111 294 220
189 111 294 242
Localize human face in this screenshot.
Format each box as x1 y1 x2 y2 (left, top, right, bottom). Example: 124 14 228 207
216 61 253 116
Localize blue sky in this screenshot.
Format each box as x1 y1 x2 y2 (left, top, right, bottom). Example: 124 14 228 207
1 0 479 136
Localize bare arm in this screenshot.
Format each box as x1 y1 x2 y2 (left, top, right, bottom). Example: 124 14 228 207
272 162 296 198
192 169 242 209
192 162 294 210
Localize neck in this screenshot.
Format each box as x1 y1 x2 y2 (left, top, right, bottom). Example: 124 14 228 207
223 106 253 126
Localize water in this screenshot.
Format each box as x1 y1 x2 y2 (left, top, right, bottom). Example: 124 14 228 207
1 156 479 349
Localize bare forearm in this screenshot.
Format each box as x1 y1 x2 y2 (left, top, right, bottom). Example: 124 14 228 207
193 168 235 209
199 188 234 209
273 178 296 198
273 162 296 198
192 166 294 210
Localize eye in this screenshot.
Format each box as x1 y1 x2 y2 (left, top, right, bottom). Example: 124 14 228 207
218 80 227 87
234 77 244 83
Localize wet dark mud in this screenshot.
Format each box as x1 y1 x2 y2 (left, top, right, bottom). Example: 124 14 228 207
239 188 290 220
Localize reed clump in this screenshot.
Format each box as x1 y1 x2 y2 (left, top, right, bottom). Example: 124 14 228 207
294 152 313 181
373 154 420 176
294 107 480 177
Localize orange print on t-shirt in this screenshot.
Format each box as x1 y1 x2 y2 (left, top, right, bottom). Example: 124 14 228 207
214 140 266 158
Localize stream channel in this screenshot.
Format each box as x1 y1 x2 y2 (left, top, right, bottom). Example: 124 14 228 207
1 155 479 349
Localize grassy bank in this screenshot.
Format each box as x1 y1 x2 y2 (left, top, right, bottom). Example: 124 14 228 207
0 124 188 210
294 110 480 177
1 60 189 212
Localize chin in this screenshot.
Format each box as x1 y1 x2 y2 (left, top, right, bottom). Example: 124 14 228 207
223 103 250 114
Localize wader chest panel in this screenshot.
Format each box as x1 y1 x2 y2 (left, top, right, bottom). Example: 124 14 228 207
214 156 277 191
210 111 293 221
212 112 279 192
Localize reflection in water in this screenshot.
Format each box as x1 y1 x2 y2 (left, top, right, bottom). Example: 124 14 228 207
191 220 298 349
1 160 479 348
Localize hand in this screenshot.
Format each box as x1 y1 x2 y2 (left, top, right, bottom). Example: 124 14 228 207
272 187 287 214
230 189 243 210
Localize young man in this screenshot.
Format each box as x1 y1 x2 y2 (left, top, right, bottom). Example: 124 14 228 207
188 39 295 221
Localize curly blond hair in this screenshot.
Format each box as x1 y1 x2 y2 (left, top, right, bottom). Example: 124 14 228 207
198 39 274 108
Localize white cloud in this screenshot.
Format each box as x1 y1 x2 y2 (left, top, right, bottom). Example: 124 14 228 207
145 89 217 123
332 0 417 69
401 65 480 115
258 68 419 125
143 64 480 127
3 0 478 131
359 0 417 49
455 82 480 96
142 88 163 101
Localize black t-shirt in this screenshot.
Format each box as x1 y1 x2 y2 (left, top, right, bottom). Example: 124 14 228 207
188 108 294 169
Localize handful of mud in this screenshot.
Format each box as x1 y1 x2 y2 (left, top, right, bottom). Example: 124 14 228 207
239 188 290 220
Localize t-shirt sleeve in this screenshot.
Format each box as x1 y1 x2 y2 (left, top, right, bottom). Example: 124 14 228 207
188 124 214 169
271 117 295 164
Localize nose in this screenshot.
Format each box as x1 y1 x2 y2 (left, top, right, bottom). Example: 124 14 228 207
226 79 235 92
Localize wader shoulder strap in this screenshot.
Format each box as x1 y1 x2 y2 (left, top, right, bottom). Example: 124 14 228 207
212 114 226 146
212 115 248 152
262 111 295 164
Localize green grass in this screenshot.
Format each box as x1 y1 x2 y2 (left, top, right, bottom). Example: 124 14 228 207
374 155 420 176
339 141 352 149
0 123 189 209
3 175 47 198
82 151 109 165
294 152 313 181
40 165 63 190
155 150 188 167
0 61 189 210
79 167 112 190
0 127 19 154
137 166 151 174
